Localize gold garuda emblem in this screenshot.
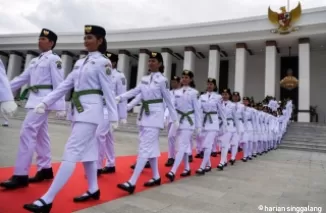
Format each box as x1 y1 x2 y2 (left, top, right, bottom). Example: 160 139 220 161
268 2 302 35
43 30 49 35
280 69 298 90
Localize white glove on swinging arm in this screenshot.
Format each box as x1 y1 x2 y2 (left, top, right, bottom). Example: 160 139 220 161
34 103 46 114
0 101 18 117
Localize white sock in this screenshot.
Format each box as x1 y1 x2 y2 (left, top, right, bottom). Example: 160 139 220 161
231 145 238 160
199 148 211 169
149 157 160 179
83 161 98 194
220 147 228 164
171 151 185 174
34 161 76 205
243 143 248 158
183 153 190 171
128 157 147 185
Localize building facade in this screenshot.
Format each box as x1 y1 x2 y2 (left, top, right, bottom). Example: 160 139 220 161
0 7 326 122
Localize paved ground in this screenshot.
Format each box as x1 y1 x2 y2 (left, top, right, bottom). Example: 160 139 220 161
1 119 326 213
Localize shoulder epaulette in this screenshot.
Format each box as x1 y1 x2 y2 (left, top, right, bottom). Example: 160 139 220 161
52 52 58 55
117 70 121 73
102 54 108 59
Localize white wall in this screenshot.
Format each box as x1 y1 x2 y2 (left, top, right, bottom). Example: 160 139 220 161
310 50 326 123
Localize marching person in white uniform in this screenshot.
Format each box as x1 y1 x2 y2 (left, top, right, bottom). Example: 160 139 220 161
230 92 245 165
165 70 201 182
217 89 238 171
196 78 226 175
23 25 118 213
116 52 178 194
164 75 181 167
97 52 127 175
0 29 65 190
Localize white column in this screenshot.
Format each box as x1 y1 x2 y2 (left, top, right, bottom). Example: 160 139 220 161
134 49 149 113
61 51 74 101
20 51 39 99
298 38 310 122
136 49 149 84
79 50 87 59
264 41 277 97
61 51 74 78
7 51 23 98
208 45 221 81
0 52 9 70
118 50 131 89
183 46 196 71
161 48 173 81
234 43 247 95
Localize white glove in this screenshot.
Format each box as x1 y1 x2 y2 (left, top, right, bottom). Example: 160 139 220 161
195 128 201 135
0 101 18 117
34 103 46 114
111 121 119 130
115 96 121 104
56 111 66 119
172 120 179 129
120 119 127 124
164 117 169 128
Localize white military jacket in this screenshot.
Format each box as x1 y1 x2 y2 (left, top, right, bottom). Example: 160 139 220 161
41 51 118 124
10 50 65 110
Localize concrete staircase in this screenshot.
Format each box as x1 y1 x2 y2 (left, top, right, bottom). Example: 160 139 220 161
4 105 168 136
279 122 326 153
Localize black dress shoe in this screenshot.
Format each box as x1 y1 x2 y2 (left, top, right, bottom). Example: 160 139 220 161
205 166 212 172
101 166 116 174
29 168 54 183
180 170 191 177
210 152 218 157
97 169 102 176
194 153 201 158
117 182 135 194
242 158 247 162
195 168 205 175
73 190 100 202
23 198 52 213
248 156 253 160
217 163 224 171
131 161 151 170
229 159 236 165
165 172 175 182
2 124 8 127
188 155 193 162
224 162 227 167
0 175 29 189
165 158 174 167
144 178 161 187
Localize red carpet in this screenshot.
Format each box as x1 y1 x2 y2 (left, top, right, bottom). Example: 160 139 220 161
0 151 243 213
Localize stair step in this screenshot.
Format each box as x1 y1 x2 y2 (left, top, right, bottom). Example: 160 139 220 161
279 143 326 149
281 141 326 147
278 145 326 153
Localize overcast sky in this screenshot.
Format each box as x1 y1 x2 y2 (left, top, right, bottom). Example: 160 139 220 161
0 0 325 34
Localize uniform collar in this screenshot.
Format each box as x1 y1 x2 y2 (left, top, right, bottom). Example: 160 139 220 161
88 51 101 58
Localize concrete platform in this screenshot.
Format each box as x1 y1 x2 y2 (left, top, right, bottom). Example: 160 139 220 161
0 120 325 213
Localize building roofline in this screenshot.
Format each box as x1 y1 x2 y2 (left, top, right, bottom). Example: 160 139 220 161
0 6 325 38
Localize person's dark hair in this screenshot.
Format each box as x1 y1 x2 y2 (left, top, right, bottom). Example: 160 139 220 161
189 80 196 88
95 35 107 54
159 65 164 73
213 87 217 92
51 41 56 50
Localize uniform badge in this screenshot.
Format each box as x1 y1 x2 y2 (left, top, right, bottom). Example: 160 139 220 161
105 64 112 75
56 61 62 69
121 77 126 85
